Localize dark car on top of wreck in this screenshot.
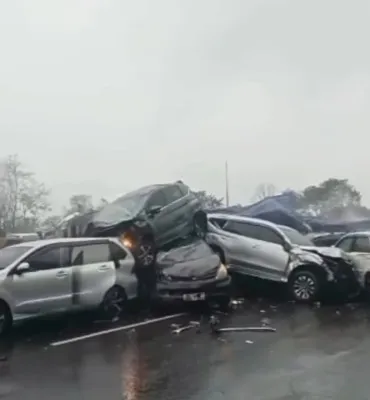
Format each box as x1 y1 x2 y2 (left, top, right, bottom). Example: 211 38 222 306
206 213 360 303
65 181 207 267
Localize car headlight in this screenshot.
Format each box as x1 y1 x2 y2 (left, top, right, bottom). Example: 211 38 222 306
120 233 135 248
216 264 228 280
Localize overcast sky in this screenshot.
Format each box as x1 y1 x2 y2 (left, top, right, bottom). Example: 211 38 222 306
1 0 369 212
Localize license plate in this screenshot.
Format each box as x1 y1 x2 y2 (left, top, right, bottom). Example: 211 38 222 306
182 293 206 301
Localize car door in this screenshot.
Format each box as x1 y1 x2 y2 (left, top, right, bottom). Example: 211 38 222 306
109 241 137 300
220 220 263 276
145 188 172 246
222 221 289 281
69 241 116 308
351 236 370 253
5 245 72 316
249 225 290 281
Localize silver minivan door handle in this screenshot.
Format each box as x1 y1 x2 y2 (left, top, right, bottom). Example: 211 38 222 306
56 270 67 278
98 265 110 272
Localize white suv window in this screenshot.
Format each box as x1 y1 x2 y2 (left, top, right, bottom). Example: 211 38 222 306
224 221 283 245
71 243 110 266
336 237 354 252
352 236 370 253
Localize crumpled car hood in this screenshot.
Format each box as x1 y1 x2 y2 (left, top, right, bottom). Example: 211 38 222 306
300 246 346 259
157 239 220 278
92 204 134 227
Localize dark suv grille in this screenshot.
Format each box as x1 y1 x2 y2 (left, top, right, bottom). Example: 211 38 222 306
167 266 219 282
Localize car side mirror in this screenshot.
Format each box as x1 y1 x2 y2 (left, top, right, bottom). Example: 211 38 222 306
147 205 162 217
16 262 30 274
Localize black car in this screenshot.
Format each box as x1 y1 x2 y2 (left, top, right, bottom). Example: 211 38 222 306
155 238 231 307
71 181 207 266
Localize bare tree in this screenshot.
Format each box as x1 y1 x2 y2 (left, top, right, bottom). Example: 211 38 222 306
252 183 277 202
0 155 50 232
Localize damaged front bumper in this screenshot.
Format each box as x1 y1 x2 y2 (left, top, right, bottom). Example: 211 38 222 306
323 258 361 298
155 276 231 303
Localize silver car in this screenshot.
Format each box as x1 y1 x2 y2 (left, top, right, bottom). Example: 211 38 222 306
0 237 137 335
206 213 359 302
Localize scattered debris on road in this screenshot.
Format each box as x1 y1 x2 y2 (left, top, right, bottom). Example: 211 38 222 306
171 321 200 334
209 315 276 334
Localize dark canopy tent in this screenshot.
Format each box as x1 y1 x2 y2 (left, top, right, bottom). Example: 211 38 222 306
210 192 311 233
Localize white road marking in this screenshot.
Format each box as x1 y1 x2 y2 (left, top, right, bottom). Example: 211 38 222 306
50 313 187 347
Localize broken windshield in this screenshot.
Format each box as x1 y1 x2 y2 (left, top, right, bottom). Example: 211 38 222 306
279 226 313 246
93 187 155 226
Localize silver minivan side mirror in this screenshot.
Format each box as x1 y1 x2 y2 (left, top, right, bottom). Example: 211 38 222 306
17 262 30 274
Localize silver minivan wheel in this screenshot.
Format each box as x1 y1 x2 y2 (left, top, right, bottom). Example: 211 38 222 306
101 286 127 318
289 270 320 303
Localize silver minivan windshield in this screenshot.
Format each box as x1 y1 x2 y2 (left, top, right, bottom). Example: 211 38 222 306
278 226 313 246
0 246 31 270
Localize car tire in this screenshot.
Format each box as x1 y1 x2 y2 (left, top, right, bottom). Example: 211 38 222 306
192 211 207 239
100 286 127 319
288 269 320 303
0 302 12 337
136 238 157 267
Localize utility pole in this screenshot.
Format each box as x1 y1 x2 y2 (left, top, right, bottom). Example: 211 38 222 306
225 161 230 207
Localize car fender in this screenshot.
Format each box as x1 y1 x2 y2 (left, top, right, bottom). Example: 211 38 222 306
287 252 335 282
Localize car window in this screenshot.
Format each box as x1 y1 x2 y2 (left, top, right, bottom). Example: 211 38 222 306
26 247 68 271
278 226 313 246
352 236 370 252
336 237 354 252
224 221 283 245
163 185 184 204
109 242 127 261
71 243 110 266
146 189 167 208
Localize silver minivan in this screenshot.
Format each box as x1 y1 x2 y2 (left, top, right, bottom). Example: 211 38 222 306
0 237 138 335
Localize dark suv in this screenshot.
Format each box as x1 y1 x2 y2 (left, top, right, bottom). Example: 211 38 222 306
80 182 207 266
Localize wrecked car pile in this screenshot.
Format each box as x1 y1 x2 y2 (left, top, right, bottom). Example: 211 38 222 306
50 181 370 309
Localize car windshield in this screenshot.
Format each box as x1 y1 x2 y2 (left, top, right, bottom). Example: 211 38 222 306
0 246 31 270
279 226 314 246
93 187 155 225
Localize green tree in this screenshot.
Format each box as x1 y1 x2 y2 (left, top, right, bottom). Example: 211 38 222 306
299 178 361 216
192 190 223 209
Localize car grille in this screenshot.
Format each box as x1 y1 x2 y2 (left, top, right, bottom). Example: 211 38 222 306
167 266 219 282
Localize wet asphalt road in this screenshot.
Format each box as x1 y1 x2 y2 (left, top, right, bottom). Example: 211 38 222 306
2 299 370 400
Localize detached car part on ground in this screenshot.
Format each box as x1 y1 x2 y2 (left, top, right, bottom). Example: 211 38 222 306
0 237 138 335
155 238 231 308
66 181 207 267
206 214 360 303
